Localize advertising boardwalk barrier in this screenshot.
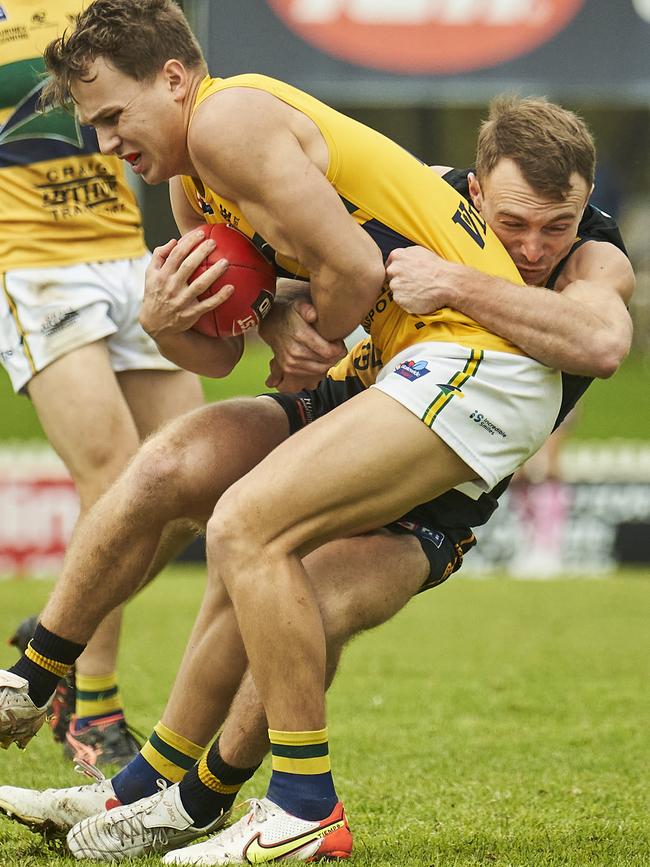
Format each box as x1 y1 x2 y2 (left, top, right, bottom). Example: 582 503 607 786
0 442 649 578
0 445 78 578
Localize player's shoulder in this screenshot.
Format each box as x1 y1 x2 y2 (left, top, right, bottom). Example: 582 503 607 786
577 203 627 256
193 78 283 127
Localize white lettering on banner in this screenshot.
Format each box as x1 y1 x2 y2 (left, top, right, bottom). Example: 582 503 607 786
289 0 547 25
632 0 650 23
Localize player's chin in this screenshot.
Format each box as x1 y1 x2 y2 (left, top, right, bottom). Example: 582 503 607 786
138 159 168 186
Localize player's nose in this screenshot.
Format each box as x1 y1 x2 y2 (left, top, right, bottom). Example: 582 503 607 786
96 128 120 155
520 234 544 263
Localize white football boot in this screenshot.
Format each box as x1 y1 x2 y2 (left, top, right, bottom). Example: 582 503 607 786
162 797 352 864
0 763 119 836
66 781 229 861
0 670 48 749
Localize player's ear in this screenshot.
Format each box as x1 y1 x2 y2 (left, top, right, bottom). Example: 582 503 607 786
162 59 189 100
467 172 483 210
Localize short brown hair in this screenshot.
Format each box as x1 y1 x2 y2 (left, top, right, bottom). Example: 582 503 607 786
43 0 206 107
476 94 596 199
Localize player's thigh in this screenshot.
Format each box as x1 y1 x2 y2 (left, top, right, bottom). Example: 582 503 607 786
27 340 141 502
117 367 204 440
216 387 475 555
305 530 429 641
134 395 292 524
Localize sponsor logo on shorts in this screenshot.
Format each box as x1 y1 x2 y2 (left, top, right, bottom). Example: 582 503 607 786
41 309 80 337
437 383 464 397
296 396 314 426
469 410 507 438
0 349 14 362
395 359 430 381
397 519 445 549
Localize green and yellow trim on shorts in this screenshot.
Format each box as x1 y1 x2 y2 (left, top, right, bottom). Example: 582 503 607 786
422 349 484 427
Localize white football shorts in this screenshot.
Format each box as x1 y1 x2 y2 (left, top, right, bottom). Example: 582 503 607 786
371 341 562 498
0 255 179 393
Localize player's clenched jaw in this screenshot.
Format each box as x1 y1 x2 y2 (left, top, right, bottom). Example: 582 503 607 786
72 56 196 185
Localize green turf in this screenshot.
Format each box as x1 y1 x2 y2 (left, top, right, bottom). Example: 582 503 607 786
0 569 648 866
1 342 649 442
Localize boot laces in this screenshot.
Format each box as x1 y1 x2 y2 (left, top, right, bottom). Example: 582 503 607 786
105 780 173 849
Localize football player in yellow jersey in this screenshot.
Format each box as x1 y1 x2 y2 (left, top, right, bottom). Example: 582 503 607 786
0 0 207 766
0 2 635 864
0 84 635 867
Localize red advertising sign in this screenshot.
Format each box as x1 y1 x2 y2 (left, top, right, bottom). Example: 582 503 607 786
267 0 586 74
0 470 78 577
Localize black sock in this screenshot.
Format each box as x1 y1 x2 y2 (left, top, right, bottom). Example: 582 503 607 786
179 738 260 827
10 622 86 707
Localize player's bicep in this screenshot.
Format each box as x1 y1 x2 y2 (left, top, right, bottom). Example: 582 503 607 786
557 241 635 305
169 176 205 235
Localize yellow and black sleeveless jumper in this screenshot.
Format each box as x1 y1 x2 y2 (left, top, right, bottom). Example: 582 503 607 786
181 74 528 366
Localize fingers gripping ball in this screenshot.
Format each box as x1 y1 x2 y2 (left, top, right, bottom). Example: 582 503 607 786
191 224 276 337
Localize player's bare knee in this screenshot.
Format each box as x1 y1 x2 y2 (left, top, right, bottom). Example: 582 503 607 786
206 488 266 579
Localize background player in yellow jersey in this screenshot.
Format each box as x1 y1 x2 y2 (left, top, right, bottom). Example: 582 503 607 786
0 84 634 867
0 0 206 766
0 2 634 863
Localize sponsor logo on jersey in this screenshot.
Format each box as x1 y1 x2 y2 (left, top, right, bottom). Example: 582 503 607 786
218 203 240 227
0 6 7 23
395 359 430 381
267 0 585 74
38 160 124 222
469 410 507 438
0 24 27 42
195 191 214 215
361 285 392 331
30 10 53 27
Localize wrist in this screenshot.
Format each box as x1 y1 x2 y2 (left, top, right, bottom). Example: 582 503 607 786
441 261 468 309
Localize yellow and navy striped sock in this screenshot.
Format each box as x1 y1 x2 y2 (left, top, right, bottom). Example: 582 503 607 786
266 728 338 821
179 736 260 827
10 623 85 707
112 721 204 803
74 672 123 727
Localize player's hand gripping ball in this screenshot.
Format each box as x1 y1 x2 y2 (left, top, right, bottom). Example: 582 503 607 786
191 223 276 338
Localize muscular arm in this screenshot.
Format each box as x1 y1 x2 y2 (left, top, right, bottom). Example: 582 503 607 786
387 240 634 378
188 88 385 342
138 176 244 378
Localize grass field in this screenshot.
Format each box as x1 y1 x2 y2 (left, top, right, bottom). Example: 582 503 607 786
0 568 648 866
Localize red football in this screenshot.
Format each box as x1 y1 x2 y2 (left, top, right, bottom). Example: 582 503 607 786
189 223 276 338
